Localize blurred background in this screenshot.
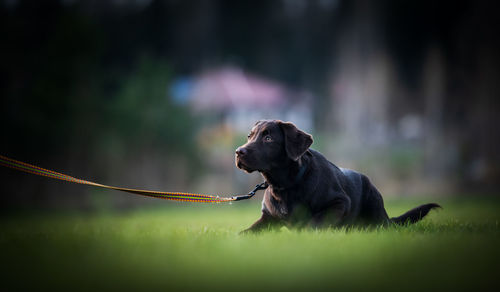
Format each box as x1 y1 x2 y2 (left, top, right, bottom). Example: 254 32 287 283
1 0 499 210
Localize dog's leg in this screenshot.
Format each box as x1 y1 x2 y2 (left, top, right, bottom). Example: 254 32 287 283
240 212 281 234
310 196 351 228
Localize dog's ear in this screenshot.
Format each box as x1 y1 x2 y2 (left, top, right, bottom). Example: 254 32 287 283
279 121 313 161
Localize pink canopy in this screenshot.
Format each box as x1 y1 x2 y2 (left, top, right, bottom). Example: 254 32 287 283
189 66 287 111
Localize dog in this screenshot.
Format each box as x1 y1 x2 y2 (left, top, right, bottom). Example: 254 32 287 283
235 120 440 233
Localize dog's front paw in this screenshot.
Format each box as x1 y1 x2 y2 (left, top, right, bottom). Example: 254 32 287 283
239 227 262 235
238 228 252 235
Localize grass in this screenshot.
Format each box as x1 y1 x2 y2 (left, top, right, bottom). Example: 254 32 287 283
1 196 499 291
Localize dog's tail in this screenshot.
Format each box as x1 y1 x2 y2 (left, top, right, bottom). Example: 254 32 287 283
390 203 441 225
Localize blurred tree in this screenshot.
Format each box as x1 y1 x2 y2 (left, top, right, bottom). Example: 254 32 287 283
1 0 499 209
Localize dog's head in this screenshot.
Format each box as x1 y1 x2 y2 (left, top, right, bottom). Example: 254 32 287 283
235 120 313 173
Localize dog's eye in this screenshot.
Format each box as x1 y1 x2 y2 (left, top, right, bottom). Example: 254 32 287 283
264 136 272 142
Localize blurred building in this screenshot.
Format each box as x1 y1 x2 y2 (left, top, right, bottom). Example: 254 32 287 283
171 65 313 133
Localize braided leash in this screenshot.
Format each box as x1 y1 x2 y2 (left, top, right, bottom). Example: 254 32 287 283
0 154 267 203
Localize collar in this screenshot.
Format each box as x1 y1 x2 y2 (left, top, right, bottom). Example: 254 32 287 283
274 160 308 191
262 158 309 191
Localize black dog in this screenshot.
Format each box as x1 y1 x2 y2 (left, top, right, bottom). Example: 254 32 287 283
235 120 440 233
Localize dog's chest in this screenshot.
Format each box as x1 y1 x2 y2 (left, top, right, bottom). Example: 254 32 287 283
262 189 287 218
264 188 307 220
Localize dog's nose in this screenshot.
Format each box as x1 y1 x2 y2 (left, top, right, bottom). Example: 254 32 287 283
235 147 247 156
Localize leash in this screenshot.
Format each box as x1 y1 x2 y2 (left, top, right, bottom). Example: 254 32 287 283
0 154 268 203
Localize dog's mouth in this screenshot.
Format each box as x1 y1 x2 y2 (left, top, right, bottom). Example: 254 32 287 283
235 156 256 173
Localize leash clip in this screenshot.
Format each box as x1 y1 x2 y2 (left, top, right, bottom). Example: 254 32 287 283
232 182 268 201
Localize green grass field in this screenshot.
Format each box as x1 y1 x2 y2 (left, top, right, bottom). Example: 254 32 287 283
1 196 499 291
